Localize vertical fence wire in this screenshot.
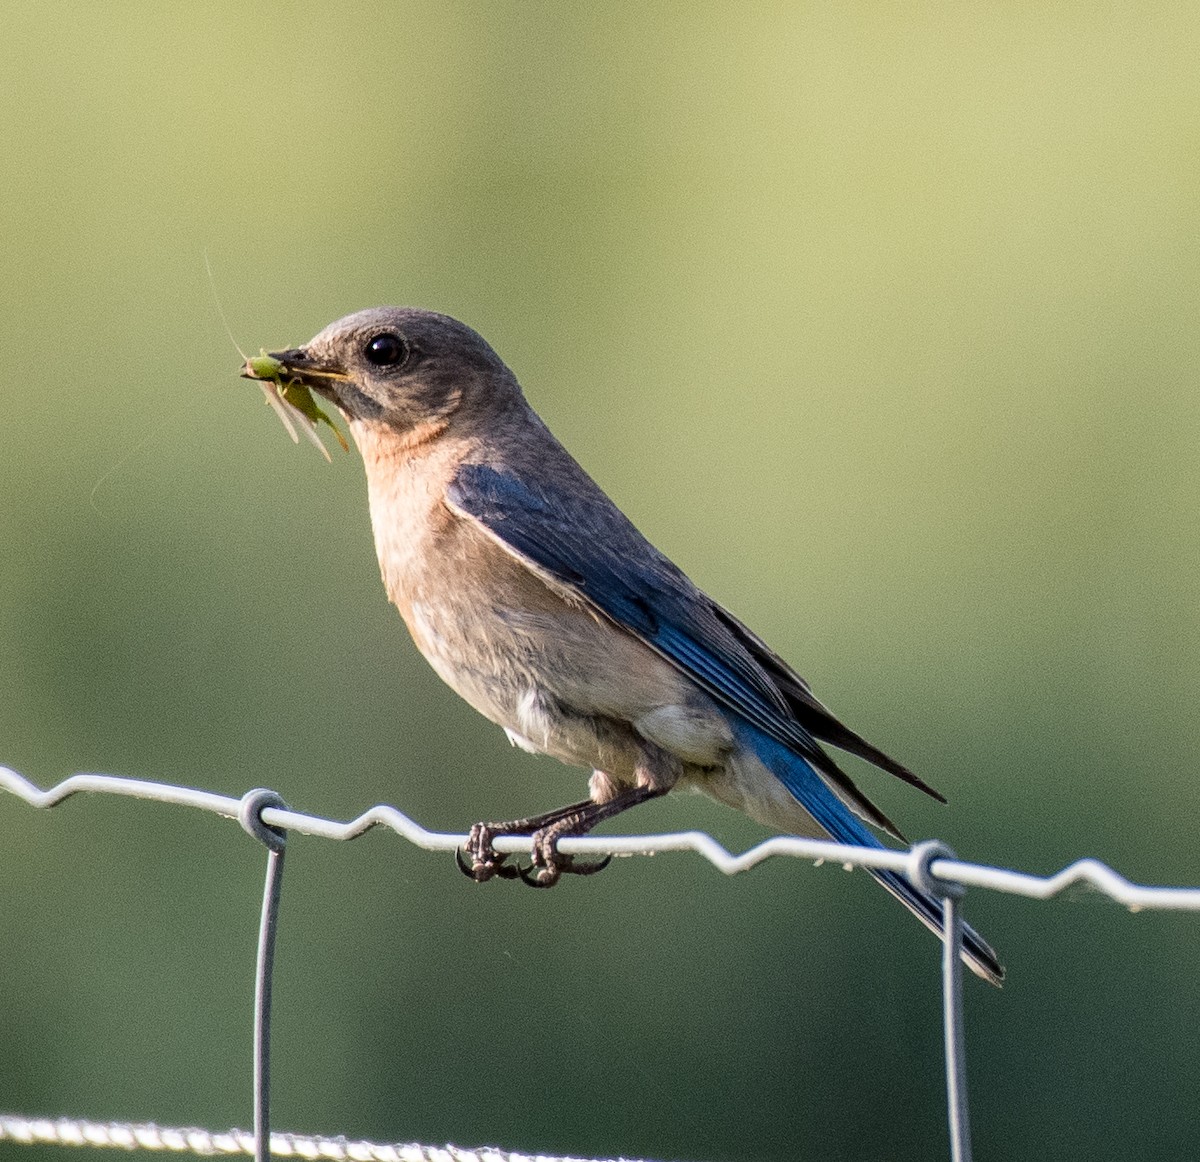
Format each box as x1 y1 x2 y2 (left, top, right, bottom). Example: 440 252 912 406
237 791 289 1162
906 841 971 1162
941 893 970 1162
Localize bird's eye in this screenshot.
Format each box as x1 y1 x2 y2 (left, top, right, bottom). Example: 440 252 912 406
364 333 408 367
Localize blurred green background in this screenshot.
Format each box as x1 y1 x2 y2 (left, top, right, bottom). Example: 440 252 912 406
2 3 1199 1160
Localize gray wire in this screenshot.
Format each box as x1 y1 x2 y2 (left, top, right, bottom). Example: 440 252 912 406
237 791 289 1162
941 893 970 1162
908 841 971 1162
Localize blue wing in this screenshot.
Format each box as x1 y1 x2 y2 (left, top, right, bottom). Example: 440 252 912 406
447 461 1003 984
448 462 928 834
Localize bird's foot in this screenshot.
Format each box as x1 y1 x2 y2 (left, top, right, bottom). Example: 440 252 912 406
517 820 612 888
456 811 612 887
455 822 526 882
457 786 668 887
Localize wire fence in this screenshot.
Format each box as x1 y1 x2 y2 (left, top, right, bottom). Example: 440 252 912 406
3 765 1199 1162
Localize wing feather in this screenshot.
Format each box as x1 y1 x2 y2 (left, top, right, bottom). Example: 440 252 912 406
446 461 937 839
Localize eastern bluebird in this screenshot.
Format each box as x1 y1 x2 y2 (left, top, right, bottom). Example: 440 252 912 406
247 307 1003 985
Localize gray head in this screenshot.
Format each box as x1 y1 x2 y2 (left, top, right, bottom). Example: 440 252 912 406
267 307 524 434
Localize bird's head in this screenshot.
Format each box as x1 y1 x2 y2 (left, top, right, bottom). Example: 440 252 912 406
245 307 524 445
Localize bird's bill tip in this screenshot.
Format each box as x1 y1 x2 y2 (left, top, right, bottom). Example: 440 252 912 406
240 347 351 385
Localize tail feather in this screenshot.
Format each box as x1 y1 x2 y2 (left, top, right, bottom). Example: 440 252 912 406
732 719 1005 986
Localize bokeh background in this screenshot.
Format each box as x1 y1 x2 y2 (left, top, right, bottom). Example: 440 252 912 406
3 4 1199 1160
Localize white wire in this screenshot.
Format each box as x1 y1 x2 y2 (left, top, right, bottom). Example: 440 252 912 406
3 766 1199 911
0 1115 649 1162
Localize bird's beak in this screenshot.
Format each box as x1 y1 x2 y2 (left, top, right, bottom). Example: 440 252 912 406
241 347 352 397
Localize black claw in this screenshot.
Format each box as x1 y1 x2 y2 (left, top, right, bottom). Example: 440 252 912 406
571 854 613 877
455 846 524 883
519 863 557 888
517 852 613 887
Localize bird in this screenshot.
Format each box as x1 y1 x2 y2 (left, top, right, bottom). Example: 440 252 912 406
245 306 1004 985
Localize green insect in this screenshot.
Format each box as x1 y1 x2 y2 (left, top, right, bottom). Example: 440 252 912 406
242 350 349 458
246 352 286 380
204 252 349 459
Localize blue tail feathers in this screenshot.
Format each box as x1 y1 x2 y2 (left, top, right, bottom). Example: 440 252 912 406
731 718 1004 986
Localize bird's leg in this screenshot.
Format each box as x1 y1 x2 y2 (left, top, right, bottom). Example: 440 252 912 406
457 798 597 882
520 784 670 888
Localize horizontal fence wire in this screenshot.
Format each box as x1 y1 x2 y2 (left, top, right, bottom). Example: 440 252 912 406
3 764 1200 1162
4 767 1199 907
0 1116 642 1162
